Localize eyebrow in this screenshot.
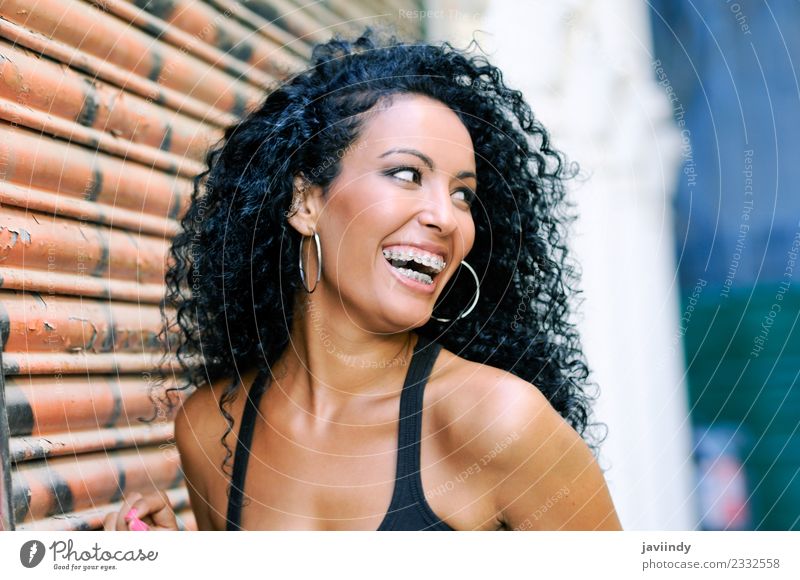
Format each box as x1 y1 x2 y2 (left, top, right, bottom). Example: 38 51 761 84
379 147 477 181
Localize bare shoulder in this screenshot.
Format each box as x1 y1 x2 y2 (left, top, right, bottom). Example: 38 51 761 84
430 350 621 530
173 371 254 530
430 349 554 454
175 374 246 454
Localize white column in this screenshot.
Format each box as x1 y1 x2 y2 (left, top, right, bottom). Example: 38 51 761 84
426 0 697 530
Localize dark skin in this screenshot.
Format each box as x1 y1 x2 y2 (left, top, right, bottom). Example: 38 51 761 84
104 94 622 531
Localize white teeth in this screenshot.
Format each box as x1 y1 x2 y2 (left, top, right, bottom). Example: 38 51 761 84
382 248 446 273
394 266 433 285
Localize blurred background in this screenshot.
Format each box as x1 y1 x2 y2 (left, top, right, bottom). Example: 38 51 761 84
0 0 796 531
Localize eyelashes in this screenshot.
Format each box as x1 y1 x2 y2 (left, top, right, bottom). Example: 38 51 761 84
384 165 422 185
383 165 476 207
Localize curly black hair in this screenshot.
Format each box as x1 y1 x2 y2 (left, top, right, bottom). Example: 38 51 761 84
155 26 603 477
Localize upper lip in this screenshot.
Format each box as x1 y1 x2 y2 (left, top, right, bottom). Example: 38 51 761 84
382 241 449 263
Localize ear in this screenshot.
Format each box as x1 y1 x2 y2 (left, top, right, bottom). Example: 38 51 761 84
286 174 325 236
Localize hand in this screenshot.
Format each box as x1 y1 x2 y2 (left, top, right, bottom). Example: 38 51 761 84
102 491 179 531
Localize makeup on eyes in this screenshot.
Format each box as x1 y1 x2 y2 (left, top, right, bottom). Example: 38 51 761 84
383 165 422 184
381 165 476 207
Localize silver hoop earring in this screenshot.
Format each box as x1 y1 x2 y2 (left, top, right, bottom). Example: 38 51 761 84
299 231 322 293
430 260 480 322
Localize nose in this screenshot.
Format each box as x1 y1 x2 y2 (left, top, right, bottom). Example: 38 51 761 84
417 182 459 235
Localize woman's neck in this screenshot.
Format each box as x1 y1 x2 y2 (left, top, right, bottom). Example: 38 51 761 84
275 293 418 423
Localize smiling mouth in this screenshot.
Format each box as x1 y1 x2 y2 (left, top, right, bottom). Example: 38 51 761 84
382 250 445 286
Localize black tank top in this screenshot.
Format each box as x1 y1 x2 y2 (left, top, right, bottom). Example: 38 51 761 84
225 333 454 531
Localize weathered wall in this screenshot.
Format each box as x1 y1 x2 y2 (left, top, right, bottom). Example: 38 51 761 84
0 0 419 531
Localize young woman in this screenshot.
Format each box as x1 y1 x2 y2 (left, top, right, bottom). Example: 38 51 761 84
104 27 622 531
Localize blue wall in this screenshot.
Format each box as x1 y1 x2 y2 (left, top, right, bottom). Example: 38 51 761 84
650 0 800 530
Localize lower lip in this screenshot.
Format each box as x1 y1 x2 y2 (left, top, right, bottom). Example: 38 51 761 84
383 257 438 295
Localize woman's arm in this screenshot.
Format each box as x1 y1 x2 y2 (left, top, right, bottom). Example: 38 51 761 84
174 388 220 531
462 373 622 531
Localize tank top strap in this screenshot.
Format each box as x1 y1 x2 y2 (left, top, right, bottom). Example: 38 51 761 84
393 333 442 484
225 368 270 531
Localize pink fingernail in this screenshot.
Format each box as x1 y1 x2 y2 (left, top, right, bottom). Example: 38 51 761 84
128 518 149 531
124 508 138 522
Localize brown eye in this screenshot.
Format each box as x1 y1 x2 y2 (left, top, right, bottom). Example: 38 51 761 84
453 188 476 208
384 166 422 184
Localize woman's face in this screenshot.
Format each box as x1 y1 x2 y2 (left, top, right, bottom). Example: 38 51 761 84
303 93 477 333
